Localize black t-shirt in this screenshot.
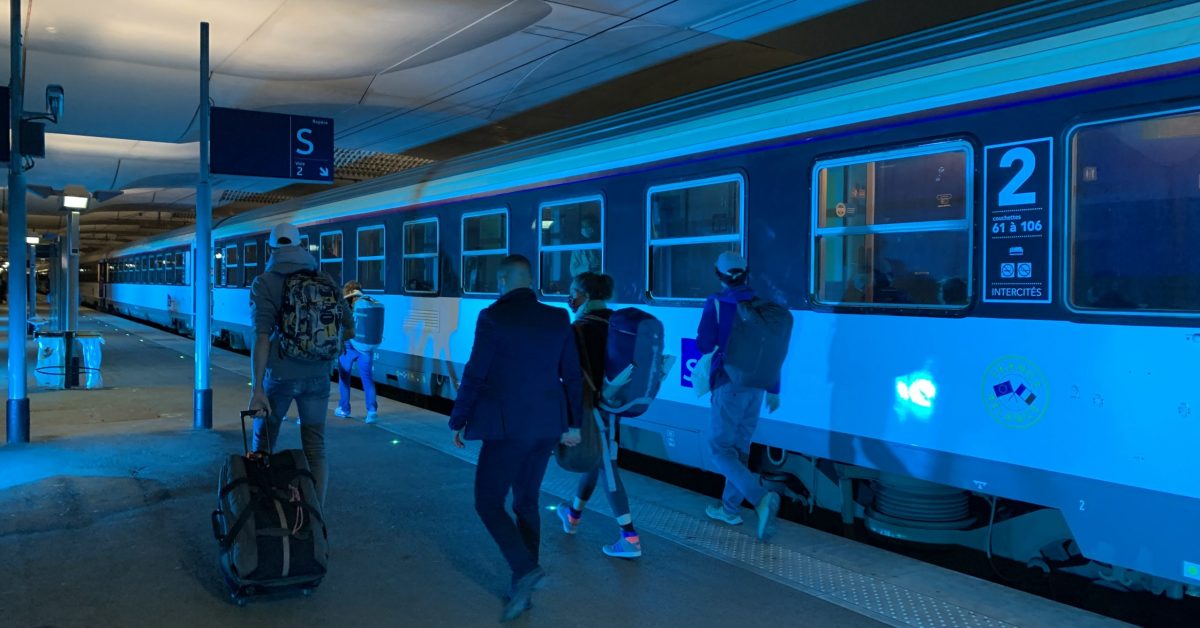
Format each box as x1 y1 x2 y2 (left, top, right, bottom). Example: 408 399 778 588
572 309 612 396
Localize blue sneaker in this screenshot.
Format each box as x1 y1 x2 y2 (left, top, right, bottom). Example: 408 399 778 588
706 503 743 526
556 503 579 535
365 411 378 424
334 408 351 419
755 492 781 540
602 534 642 559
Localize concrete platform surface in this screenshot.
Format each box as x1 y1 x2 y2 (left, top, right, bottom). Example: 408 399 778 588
0 310 1131 628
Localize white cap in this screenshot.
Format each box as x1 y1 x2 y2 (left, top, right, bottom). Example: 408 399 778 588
716 251 747 276
269 222 301 248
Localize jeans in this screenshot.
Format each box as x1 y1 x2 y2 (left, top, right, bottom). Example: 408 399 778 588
253 375 331 506
474 438 557 579
337 343 377 414
710 383 766 514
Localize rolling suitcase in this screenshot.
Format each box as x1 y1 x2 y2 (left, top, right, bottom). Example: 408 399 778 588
211 410 329 605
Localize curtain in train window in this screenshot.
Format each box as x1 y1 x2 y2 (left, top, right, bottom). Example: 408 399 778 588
813 142 972 307
242 242 260 286
320 232 343 285
356 226 385 291
648 176 743 300
462 211 508 295
403 219 439 294
539 198 602 296
1070 109 1200 312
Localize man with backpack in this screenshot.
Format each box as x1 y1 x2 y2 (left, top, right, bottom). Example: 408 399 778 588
696 251 791 540
247 222 353 507
449 254 583 623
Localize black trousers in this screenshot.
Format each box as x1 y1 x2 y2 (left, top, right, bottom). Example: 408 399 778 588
474 437 557 579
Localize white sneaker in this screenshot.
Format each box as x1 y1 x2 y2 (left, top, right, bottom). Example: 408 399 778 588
334 408 351 419
705 503 743 526
365 411 378 424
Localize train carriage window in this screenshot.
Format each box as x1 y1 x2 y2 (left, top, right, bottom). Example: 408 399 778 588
320 231 343 285
1069 109 1200 313
462 210 508 295
356 226 385 291
300 235 312 254
242 242 260 286
160 254 171 284
138 256 147 284
539 197 602 296
403 218 439 294
647 175 743 300
175 251 186 285
813 141 973 308
224 244 240 287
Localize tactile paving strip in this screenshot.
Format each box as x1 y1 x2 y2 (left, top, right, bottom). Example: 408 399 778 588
377 416 1016 628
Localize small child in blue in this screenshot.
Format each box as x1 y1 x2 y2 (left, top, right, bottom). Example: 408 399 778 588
334 280 379 423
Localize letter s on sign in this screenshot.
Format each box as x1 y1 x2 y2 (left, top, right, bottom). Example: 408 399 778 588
296 128 314 156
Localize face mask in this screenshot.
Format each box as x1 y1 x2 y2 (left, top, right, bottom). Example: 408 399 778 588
580 227 594 240
568 292 585 313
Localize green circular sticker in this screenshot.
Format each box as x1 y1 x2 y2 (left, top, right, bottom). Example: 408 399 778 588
982 356 1048 429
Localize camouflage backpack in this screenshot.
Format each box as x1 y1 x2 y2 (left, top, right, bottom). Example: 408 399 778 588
277 269 343 362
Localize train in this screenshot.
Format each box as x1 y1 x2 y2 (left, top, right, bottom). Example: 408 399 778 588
82 0 1200 599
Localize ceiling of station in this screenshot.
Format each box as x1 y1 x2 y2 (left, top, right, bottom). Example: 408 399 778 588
0 0 1025 254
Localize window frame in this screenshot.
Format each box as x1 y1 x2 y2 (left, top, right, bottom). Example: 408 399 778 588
242 241 259 287
537 195 604 297
461 208 510 296
223 243 239 288
645 173 746 302
319 230 343 284
402 217 440 295
355 225 386 292
1064 105 1200 318
809 140 975 311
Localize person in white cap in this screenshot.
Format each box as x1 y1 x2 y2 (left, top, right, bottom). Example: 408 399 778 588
247 221 353 506
334 280 378 423
695 251 782 538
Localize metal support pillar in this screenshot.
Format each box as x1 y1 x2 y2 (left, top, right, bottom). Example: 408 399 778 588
6 0 29 443
194 22 213 429
66 211 79 331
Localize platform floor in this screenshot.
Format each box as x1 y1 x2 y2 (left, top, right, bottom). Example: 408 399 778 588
0 309 1130 627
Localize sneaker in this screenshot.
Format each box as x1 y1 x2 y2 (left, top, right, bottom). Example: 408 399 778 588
755 491 781 541
365 411 378 424
556 503 579 535
706 503 743 526
602 535 642 559
334 408 351 419
290 416 301 424
501 566 544 622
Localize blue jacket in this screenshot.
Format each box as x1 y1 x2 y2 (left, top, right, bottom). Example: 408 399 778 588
449 288 584 441
696 284 781 395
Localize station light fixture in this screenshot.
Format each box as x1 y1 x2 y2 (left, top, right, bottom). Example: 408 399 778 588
25 236 39 245
62 194 89 209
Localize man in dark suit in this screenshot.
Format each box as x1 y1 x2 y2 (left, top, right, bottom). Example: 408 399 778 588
450 254 583 622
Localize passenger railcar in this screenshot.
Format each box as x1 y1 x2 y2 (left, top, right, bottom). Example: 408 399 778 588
91 1 1200 598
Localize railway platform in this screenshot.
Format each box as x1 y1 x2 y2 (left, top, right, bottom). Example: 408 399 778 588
0 308 1128 627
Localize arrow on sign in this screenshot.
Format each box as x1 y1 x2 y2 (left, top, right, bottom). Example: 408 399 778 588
319 167 329 177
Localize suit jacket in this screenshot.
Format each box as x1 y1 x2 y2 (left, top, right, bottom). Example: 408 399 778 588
449 288 583 441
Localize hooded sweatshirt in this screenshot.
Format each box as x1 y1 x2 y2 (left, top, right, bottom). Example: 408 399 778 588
249 245 352 381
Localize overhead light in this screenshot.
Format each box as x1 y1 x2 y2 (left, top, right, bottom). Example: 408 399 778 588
63 195 89 209
25 236 39 245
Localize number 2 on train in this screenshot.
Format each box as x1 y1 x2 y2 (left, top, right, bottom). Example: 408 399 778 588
997 146 1037 206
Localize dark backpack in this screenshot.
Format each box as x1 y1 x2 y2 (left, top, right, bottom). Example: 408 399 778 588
277 269 343 362
723 296 792 389
599 308 672 418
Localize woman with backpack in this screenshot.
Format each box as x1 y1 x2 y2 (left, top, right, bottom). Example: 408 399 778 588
555 271 642 559
335 280 379 423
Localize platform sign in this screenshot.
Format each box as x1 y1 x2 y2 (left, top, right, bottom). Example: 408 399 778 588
983 138 1052 303
210 107 334 183
0 86 9 163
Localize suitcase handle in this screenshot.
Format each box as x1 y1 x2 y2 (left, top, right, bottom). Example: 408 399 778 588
240 409 268 456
